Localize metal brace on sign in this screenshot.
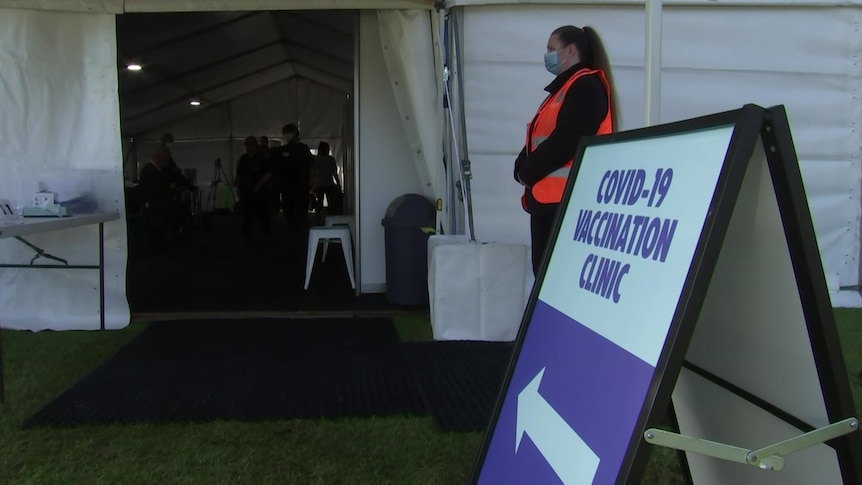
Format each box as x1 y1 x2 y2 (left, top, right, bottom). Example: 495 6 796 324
644 417 859 471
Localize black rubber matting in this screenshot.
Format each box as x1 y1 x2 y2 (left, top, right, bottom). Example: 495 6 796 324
405 341 514 432
24 319 514 431
24 318 426 428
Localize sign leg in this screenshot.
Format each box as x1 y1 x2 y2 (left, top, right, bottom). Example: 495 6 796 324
99 223 105 331
666 402 693 485
0 318 4 402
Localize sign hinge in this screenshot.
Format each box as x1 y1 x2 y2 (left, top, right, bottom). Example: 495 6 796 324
644 417 859 471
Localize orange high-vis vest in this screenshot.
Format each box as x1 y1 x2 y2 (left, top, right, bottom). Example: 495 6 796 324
523 68 613 208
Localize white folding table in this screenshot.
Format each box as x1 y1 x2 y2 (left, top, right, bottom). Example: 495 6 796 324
0 211 120 401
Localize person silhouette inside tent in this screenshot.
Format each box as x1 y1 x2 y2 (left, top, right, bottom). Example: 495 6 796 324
159 132 197 237
271 123 314 238
257 135 280 215
159 132 196 192
311 141 342 224
235 136 273 243
139 148 181 249
258 136 271 161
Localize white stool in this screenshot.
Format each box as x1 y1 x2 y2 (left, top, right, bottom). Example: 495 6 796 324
325 215 353 227
322 215 354 262
305 226 356 290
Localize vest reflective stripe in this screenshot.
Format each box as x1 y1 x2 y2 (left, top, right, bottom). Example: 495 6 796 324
548 165 570 178
522 68 613 208
533 136 549 146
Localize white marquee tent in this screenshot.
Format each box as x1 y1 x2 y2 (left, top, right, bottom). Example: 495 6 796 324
0 0 860 332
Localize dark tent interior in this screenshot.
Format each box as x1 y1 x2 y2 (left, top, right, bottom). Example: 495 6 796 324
117 10 397 314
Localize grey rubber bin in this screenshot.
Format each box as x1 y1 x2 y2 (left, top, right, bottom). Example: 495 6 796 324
381 194 436 305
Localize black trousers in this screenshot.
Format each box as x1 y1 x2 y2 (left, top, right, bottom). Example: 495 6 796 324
530 210 558 277
240 191 271 238
280 187 309 229
143 198 180 249
313 185 340 221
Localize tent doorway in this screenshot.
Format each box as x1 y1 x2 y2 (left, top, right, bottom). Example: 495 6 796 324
119 10 368 314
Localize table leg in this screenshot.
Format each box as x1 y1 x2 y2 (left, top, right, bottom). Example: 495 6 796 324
99 223 105 331
0 314 4 402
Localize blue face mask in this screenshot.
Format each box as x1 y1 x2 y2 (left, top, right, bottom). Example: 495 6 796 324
544 50 560 75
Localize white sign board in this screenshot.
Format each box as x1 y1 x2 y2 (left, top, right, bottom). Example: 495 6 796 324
471 105 861 484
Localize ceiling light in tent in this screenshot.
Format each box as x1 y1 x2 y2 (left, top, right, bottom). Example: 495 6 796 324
189 99 202 106
126 64 142 71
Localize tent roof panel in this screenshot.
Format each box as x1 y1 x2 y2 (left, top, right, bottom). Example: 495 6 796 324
116 11 248 57
289 10 355 35
289 46 353 79
175 43 289 92
117 65 173 93
273 12 353 61
117 10 355 134
124 98 223 136
120 39 285 95
155 14 280 71
293 64 352 92
0 0 434 14
121 85 189 116
136 101 232 141
123 0 434 12
204 63 297 102
135 76 348 141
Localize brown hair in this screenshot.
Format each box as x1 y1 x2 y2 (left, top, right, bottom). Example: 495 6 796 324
553 25 620 130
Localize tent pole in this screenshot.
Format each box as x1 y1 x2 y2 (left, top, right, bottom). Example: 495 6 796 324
431 8 448 234
450 10 476 242
131 138 139 180
443 13 468 238
644 0 663 127
443 12 462 237
122 138 134 180
228 103 235 189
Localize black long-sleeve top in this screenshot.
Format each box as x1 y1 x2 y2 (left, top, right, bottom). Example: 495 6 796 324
515 62 609 215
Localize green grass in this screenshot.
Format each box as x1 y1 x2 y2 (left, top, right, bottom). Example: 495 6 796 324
835 310 862 411
0 311 859 484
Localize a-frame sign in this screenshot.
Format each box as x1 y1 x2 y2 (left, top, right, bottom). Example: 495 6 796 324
470 104 861 484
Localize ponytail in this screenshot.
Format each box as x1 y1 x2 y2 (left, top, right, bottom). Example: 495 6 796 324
552 25 621 131
583 26 620 131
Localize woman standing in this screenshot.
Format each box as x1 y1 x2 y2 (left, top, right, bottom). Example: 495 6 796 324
514 25 619 276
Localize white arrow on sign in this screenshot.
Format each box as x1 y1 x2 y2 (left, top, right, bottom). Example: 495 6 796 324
516 367 600 484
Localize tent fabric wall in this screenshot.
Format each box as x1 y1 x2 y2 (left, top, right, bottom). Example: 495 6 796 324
358 10 425 292
377 9 442 199
453 3 862 300
0 8 130 331
447 0 862 5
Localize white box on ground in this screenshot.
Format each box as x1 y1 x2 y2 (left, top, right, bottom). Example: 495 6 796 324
428 235 533 341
